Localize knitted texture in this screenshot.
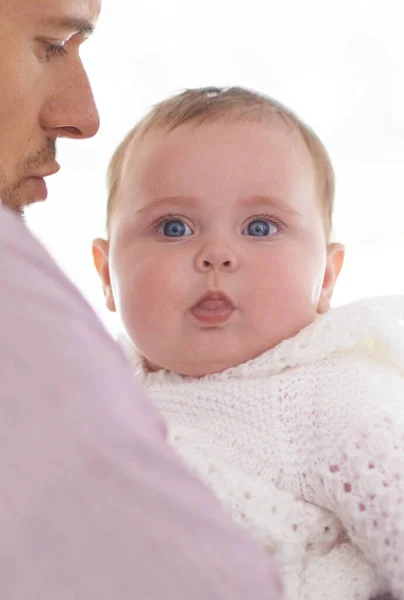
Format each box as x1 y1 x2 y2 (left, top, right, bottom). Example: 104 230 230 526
122 296 404 600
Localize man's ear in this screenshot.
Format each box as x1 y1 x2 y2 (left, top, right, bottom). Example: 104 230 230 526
92 238 116 313
317 243 345 314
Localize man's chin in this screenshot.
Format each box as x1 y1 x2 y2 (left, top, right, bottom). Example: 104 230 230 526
24 177 48 202
0 195 22 214
1 177 48 213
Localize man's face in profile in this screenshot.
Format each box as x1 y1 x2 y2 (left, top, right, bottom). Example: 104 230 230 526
0 0 101 214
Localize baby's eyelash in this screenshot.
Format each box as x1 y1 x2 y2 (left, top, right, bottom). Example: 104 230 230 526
150 214 188 233
149 213 286 234
245 213 286 231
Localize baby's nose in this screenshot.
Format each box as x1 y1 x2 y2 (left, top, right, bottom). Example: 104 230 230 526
195 244 239 272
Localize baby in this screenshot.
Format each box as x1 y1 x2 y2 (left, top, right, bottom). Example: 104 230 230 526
93 87 404 600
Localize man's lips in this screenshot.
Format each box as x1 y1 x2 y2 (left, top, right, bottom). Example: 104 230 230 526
26 177 49 201
30 163 61 179
191 291 235 325
25 163 61 202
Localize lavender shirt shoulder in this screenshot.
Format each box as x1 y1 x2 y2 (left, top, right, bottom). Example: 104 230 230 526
0 204 283 599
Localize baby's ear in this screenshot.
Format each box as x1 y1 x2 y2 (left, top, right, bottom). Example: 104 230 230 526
92 238 116 313
318 243 345 314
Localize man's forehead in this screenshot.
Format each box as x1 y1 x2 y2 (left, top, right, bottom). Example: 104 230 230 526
7 0 101 31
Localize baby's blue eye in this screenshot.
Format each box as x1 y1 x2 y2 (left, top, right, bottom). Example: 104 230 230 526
243 219 277 237
159 219 192 237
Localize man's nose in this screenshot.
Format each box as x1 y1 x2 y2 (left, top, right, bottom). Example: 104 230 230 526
40 59 100 140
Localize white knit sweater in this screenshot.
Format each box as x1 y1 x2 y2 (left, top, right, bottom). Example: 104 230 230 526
123 296 404 600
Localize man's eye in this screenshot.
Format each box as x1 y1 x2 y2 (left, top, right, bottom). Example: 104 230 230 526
156 219 193 238
45 43 68 60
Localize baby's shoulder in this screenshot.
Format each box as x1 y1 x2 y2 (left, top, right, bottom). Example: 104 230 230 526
270 351 404 491
297 349 403 421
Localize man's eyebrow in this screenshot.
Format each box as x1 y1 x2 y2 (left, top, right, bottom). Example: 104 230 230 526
42 16 95 37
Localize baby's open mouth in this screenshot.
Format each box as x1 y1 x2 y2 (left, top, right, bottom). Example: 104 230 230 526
191 291 235 325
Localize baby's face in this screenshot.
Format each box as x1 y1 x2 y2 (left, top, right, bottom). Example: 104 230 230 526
96 121 343 376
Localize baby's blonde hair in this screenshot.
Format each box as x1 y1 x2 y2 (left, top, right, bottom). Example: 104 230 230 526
107 87 335 239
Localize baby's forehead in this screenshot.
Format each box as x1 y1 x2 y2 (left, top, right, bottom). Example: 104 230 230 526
115 121 319 221
121 119 311 182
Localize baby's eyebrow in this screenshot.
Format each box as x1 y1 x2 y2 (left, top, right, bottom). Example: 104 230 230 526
136 195 201 214
240 195 302 217
135 194 302 218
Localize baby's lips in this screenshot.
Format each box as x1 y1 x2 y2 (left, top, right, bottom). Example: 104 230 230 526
191 290 235 312
194 298 233 312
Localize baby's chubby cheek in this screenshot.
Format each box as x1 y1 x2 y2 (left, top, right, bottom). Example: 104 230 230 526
112 262 183 339
246 259 322 332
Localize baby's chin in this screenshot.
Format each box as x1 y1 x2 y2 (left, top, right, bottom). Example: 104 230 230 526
145 348 264 378
146 359 236 378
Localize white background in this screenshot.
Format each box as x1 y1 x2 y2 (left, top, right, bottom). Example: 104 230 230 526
27 0 404 334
